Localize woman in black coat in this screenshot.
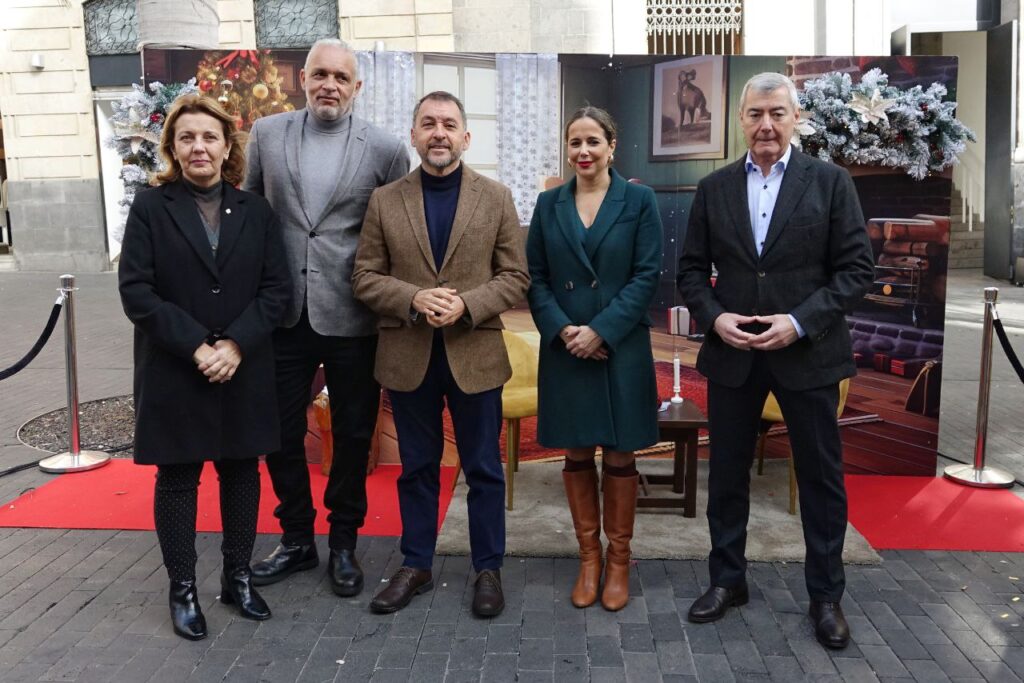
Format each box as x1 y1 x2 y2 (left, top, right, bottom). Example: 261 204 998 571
118 94 290 640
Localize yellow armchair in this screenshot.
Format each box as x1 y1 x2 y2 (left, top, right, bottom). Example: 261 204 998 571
501 330 539 510
755 378 850 515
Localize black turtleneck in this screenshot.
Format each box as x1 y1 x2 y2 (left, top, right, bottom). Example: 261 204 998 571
421 164 463 271
183 178 224 252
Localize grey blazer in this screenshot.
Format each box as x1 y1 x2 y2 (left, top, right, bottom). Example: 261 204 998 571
243 109 410 336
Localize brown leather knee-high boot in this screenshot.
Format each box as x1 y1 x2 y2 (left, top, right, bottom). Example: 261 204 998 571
562 468 602 608
601 472 638 611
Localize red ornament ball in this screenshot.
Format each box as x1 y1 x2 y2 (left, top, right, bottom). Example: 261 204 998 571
150 113 163 123
199 79 213 93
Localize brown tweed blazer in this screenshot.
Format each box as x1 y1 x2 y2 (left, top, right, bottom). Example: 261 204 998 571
352 164 529 394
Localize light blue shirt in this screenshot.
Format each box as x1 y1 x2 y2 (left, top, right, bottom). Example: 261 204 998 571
744 146 805 338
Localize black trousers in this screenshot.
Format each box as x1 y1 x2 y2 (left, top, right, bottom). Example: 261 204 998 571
154 458 259 582
388 339 505 571
706 352 847 602
266 309 380 551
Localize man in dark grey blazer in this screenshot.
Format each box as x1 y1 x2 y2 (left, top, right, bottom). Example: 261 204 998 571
243 38 410 597
677 72 874 649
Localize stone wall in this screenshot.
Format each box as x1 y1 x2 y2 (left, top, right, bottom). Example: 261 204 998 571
340 0 455 52
8 179 109 271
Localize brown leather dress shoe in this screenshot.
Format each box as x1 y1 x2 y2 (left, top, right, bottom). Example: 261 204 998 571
687 585 750 623
809 600 851 649
369 567 433 614
472 569 504 617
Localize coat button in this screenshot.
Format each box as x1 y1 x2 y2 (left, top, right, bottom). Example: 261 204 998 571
565 281 574 291
211 285 221 294
591 280 599 289
309 230 317 238
757 271 766 278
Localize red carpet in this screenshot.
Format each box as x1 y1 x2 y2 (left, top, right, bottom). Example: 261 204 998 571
380 361 708 462
846 474 1024 552
0 460 456 536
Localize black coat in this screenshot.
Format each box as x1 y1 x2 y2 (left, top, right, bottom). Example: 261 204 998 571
118 180 291 465
677 147 875 391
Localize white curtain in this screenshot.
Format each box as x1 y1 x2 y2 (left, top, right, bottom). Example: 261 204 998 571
496 53 560 224
354 50 416 169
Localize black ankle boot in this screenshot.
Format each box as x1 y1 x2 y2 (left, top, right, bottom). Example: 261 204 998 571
169 579 207 640
220 565 271 620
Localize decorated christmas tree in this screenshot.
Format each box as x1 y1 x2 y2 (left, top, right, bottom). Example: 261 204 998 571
194 49 293 131
796 68 976 180
106 79 199 242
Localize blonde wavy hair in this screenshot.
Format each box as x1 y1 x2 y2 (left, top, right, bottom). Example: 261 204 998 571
155 94 246 186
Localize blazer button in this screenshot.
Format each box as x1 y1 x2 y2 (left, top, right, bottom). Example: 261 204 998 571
591 280 599 289
300 268 307 274
565 281 574 291
309 230 317 238
211 285 221 294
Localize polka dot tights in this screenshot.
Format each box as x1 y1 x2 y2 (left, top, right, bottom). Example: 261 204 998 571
154 458 260 582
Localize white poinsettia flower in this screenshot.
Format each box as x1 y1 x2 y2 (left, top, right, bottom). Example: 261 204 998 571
849 88 896 125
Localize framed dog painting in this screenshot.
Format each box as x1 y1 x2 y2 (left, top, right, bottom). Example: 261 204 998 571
650 55 727 161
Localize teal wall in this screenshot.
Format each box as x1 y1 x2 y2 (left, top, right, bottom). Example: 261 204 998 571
610 56 787 187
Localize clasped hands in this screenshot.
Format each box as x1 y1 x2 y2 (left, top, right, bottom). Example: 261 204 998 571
412 287 467 328
713 312 798 351
560 324 608 360
193 339 242 383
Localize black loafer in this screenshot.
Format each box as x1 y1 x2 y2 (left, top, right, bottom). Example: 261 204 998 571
370 567 433 614
327 549 364 597
220 566 271 621
687 585 749 623
810 600 850 649
251 543 319 586
472 569 504 617
169 579 207 641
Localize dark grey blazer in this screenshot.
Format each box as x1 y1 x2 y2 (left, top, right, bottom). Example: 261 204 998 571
676 146 875 391
243 109 410 337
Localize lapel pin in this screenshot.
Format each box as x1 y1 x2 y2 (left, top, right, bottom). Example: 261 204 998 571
225 208 232 214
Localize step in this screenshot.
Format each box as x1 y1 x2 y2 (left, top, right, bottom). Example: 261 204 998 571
949 256 984 269
0 254 15 272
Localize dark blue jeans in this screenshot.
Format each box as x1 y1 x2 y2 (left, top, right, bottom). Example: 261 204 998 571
388 340 505 572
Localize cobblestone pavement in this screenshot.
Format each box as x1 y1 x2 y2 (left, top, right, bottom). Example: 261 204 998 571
1 270 1023 682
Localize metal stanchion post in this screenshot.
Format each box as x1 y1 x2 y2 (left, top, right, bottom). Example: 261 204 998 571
944 287 1014 488
38 274 111 473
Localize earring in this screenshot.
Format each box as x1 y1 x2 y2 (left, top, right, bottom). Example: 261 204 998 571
609 154 615 163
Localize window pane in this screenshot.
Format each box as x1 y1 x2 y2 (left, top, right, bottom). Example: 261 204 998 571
423 64 460 97
254 0 339 49
464 67 496 115
475 167 499 180
464 118 496 166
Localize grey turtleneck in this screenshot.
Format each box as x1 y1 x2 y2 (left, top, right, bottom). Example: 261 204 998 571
300 108 352 222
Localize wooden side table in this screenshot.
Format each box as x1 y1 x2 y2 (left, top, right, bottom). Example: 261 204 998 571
637 400 707 518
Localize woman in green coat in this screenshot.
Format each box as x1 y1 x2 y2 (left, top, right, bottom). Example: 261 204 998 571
527 107 663 612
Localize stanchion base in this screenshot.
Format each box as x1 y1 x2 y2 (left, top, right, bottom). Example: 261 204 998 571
943 463 1015 489
38 450 111 474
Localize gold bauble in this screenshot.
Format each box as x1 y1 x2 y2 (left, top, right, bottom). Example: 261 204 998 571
252 83 269 100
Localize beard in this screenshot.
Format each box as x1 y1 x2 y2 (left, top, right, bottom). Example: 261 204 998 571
424 145 461 172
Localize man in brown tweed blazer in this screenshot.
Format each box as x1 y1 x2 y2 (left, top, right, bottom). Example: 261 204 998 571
352 91 529 617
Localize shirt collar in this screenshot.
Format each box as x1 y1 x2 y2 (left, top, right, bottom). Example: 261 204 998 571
745 144 792 175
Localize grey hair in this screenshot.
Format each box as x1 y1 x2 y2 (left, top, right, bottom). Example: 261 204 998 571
739 72 800 112
304 38 357 76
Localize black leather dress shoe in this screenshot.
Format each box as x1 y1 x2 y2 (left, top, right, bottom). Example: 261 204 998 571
251 543 319 586
328 549 364 597
687 585 750 623
370 567 433 614
810 600 850 649
220 566 272 620
472 569 504 617
169 580 207 640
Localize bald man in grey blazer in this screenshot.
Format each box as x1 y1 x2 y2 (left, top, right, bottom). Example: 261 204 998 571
243 39 410 597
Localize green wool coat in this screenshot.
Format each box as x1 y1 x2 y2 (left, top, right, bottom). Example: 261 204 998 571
526 169 664 451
